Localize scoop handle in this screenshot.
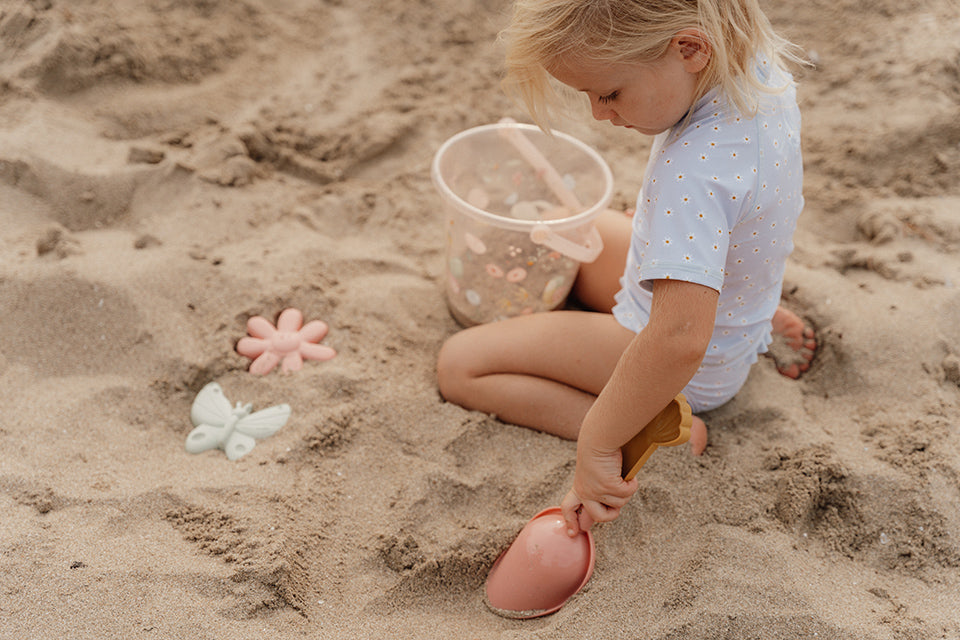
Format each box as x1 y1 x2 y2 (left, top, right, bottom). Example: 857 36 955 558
530 223 604 263
498 117 583 211
621 394 693 481
574 395 692 532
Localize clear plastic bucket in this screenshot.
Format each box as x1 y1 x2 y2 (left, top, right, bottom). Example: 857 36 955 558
432 121 613 326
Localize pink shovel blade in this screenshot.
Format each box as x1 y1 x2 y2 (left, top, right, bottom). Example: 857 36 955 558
484 507 595 619
484 394 692 619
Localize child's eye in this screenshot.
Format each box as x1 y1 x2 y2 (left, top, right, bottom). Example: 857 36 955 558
598 91 619 104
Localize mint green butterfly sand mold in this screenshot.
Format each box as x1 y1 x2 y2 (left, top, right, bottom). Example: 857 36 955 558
186 382 290 461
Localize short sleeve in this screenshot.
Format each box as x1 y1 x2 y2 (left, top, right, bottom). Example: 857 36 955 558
633 122 754 292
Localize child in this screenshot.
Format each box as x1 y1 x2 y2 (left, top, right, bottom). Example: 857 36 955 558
437 0 816 536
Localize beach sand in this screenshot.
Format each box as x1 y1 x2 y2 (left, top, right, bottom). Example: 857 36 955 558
1 1 959 638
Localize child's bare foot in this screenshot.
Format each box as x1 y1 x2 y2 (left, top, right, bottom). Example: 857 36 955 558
767 306 817 379
690 415 707 456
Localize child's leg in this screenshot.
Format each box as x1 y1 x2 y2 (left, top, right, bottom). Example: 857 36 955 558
437 310 635 440
572 209 633 313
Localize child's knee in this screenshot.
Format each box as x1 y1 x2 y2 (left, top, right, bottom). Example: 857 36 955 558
436 334 471 404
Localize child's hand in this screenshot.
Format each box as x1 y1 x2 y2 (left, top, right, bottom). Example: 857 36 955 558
559 444 638 537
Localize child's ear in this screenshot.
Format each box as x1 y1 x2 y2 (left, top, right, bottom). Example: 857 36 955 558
673 28 711 73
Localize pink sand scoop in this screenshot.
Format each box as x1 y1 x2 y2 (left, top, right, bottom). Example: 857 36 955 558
485 506 595 618
485 394 693 619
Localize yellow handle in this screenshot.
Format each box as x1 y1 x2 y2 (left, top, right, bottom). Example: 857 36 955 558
621 394 693 481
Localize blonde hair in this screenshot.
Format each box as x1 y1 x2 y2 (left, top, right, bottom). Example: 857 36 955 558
501 0 807 128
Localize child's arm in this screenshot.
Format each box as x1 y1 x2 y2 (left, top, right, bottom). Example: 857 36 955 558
560 278 718 534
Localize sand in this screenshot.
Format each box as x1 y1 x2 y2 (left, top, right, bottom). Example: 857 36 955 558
1 0 959 638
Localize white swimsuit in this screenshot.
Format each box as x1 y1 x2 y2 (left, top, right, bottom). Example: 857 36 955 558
612 65 804 412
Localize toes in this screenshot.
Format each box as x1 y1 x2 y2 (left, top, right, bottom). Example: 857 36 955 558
777 362 803 379
789 327 817 354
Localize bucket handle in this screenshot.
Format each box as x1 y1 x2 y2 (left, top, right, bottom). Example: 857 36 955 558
530 224 604 264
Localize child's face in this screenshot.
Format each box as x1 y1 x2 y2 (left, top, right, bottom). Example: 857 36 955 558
549 43 703 136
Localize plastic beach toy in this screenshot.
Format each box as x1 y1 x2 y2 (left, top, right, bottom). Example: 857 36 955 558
484 506 595 619
432 119 613 326
485 394 692 618
185 382 290 461
619 393 693 480
236 308 336 375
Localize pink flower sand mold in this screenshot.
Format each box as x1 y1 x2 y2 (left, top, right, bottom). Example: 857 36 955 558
236 308 336 375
